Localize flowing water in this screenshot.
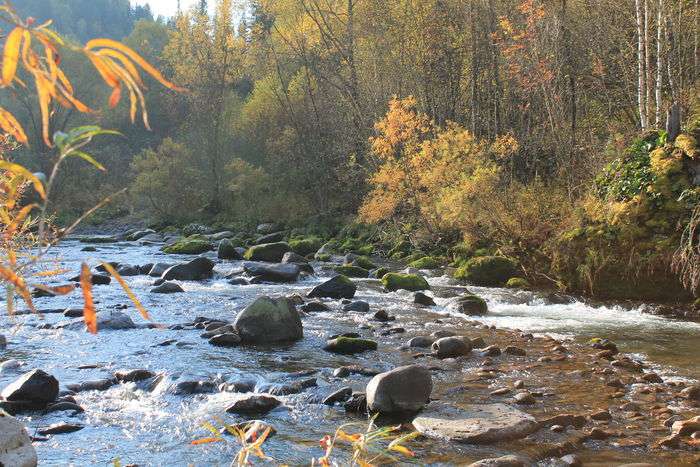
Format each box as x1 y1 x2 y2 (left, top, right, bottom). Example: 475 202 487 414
1 238 699 466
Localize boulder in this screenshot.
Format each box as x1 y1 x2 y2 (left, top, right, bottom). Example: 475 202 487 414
432 336 472 358
282 252 308 264
148 263 173 277
308 275 356 299
1 369 59 404
366 365 432 414
243 262 300 283
289 237 322 256
407 336 435 348
413 403 538 443
209 333 242 347
323 387 353 405
210 231 235 241
414 292 436 306
381 273 429 292
70 273 111 285
150 281 184 294
255 231 285 244
449 294 488 315
162 237 212 255
324 337 377 354
127 229 155 241
0 334 5 349
116 265 139 276
226 395 281 415
300 301 330 312
408 256 441 270
162 257 215 281
342 300 370 313
218 239 243 260
256 223 277 234
333 265 369 278
233 296 303 344
38 423 84 435
0 412 38 467
455 256 518 286
243 242 291 262
114 369 155 383
681 384 700 401
139 233 164 243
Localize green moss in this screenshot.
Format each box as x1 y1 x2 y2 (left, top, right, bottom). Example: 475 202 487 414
352 256 376 270
408 256 441 269
315 253 331 262
381 272 429 291
454 256 518 286
243 242 291 262
505 277 530 289
334 265 370 278
162 237 212 254
289 237 322 256
355 245 374 256
403 251 427 263
324 337 378 354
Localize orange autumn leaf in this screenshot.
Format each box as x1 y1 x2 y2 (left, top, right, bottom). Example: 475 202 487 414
0 265 36 314
191 437 223 446
80 263 97 334
31 284 75 296
2 27 23 86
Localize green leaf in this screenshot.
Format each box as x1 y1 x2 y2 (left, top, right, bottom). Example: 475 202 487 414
71 151 106 171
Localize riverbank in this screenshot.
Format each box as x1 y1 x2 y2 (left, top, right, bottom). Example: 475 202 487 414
1 229 700 464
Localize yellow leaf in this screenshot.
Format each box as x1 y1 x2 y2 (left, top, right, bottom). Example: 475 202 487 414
388 444 414 457
101 262 150 322
0 161 45 198
97 49 144 87
80 263 97 334
0 265 35 314
0 107 28 144
34 73 53 147
85 38 186 92
191 437 222 445
31 284 75 296
2 27 23 86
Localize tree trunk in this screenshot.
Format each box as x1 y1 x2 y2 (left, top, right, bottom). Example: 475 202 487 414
636 0 647 129
645 0 653 126
655 0 663 127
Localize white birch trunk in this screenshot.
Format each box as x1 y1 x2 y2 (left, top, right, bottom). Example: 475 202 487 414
636 0 647 129
656 0 663 127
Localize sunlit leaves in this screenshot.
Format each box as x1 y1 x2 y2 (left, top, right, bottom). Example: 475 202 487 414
0 265 35 314
80 263 97 334
0 161 46 199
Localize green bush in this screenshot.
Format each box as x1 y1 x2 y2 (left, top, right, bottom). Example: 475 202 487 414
454 256 518 286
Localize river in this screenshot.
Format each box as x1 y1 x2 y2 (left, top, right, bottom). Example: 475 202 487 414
1 238 699 466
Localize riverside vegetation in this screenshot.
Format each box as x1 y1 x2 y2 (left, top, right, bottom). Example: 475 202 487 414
2 0 700 466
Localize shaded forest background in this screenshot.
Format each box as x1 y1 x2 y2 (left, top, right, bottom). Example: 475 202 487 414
7 0 700 300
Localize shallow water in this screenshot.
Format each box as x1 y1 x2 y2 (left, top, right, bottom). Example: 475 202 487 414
1 239 699 466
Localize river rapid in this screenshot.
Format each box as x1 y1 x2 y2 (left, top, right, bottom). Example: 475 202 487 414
1 237 700 466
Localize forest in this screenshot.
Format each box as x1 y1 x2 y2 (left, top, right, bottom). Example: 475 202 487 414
6 0 700 302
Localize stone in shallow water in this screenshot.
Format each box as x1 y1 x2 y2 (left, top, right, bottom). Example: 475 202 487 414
0 412 37 467
38 423 84 435
412 402 538 443
226 395 281 415
468 455 527 467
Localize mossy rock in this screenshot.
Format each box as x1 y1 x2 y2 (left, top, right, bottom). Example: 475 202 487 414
453 294 488 315
334 265 370 278
323 337 378 354
381 273 429 292
371 267 390 279
162 237 212 254
315 253 331 262
403 251 427 263
408 256 441 270
243 242 291 262
505 277 530 289
289 237 323 256
352 256 376 270
454 256 518 287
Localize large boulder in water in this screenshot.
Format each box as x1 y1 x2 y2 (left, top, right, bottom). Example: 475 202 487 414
243 242 290 262
1 369 59 404
366 365 432 415
381 273 429 292
308 275 356 299
243 262 300 283
412 402 538 443
162 236 212 255
218 239 243 260
432 336 472 358
449 294 488 315
62 310 136 331
234 296 303 344
0 412 38 467
162 257 215 281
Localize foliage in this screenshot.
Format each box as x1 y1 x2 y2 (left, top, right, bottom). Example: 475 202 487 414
130 138 205 223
